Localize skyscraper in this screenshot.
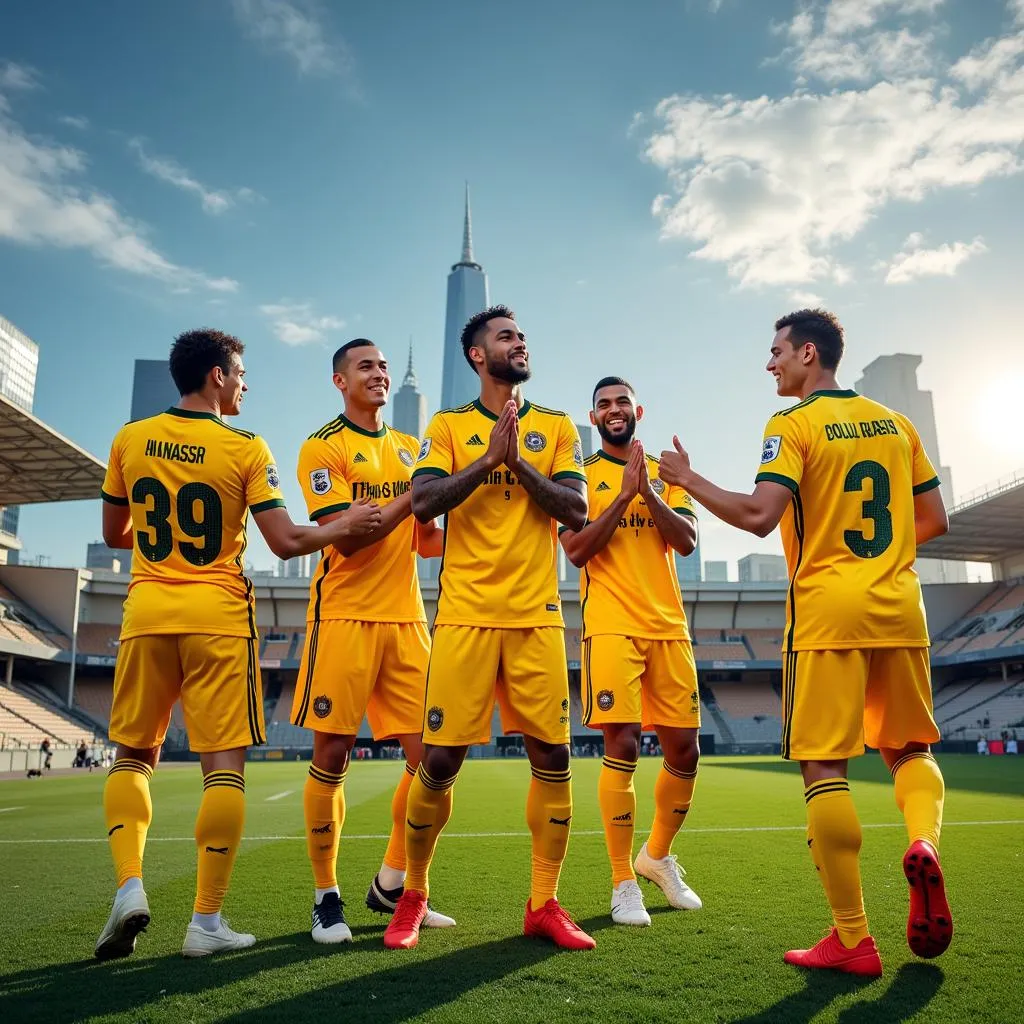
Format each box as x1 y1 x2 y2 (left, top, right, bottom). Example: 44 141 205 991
704 560 728 582
0 314 39 547
676 537 703 586
391 342 428 439
738 553 788 582
440 185 489 410
575 422 595 460
855 354 966 583
131 359 178 421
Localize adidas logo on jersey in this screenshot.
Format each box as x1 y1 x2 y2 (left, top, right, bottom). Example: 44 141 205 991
596 481 611 491
466 434 485 446
353 452 368 463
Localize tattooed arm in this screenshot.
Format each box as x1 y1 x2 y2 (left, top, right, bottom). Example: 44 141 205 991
412 456 499 522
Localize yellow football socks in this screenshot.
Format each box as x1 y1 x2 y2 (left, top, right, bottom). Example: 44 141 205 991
804 778 869 948
303 763 346 890
404 764 457 897
194 770 246 915
598 756 638 884
647 760 697 860
383 762 417 871
104 758 154 887
526 766 573 908
892 750 944 850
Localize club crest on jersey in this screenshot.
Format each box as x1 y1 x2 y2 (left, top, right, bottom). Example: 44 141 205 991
524 430 547 453
426 706 444 732
313 695 332 719
310 468 332 495
651 478 665 495
417 437 433 462
761 435 782 464
266 464 280 489
597 690 615 712
398 448 414 467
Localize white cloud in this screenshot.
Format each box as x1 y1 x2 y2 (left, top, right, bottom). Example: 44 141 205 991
258 302 344 345
129 139 257 215
789 290 826 306
643 2 1024 287
951 32 1024 90
230 0 355 82
1010 0 1024 24
883 234 987 283
57 114 89 130
821 0 943 37
0 61 40 91
0 96 237 293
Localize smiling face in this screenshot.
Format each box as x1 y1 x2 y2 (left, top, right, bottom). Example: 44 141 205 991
472 316 531 384
214 352 248 415
766 326 814 398
335 344 390 410
591 383 642 446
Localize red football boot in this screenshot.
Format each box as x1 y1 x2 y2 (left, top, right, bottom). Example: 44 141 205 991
784 928 883 977
383 890 428 950
903 839 953 958
523 898 596 951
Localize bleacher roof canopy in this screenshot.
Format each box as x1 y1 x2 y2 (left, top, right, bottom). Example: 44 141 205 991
0 393 106 505
920 473 1024 563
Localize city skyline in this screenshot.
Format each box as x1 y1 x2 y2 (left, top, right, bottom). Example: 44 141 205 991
1 0 1021 575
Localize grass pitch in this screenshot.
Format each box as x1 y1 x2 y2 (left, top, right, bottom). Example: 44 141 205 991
0 754 1021 1023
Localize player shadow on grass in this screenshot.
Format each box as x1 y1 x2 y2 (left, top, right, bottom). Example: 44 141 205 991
730 962 943 1024
0 925 566 1023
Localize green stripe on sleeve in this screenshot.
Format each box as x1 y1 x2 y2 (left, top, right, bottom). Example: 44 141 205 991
552 470 588 483
249 498 286 514
912 476 941 495
755 471 799 494
411 467 449 480
309 502 351 521
100 489 129 506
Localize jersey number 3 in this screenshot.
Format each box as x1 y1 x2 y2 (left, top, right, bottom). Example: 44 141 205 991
133 478 223 566
843 460 893 559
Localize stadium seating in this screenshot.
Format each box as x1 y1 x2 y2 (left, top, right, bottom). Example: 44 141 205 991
73 678 114 726
260 629 292 663
75 623 120 656
271 679 296 723
0 686 90 745
743 628 784 661
936 679 1017 730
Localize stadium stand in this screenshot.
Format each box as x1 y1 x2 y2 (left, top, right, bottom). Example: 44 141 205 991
0 686 88 745
73 678 114 726
75 623 120 656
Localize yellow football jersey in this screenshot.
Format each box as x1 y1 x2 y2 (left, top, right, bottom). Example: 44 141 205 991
755 389 940 651
100 408 286 640
568 452 696 640
413 400 586 628
297 415 424 623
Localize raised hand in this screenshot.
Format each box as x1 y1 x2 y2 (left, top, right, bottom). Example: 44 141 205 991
659 436 692 487
620 439 645 499
342 497 383 535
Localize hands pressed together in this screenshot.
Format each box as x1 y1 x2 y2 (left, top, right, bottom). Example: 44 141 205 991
484 400 524 472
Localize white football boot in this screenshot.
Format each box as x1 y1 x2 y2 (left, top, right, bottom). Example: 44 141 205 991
634 842 703 910
611 879 652 926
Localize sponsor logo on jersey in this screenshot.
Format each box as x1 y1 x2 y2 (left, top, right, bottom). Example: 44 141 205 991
466 433 485 446
310 468 332 495
524 430 547 452
313 695 332 718
398 448 414 467
597 689 615 711
417 437 433 462
426 706 444 732
761 435 782 464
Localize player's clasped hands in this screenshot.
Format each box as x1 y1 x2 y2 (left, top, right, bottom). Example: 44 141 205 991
485 400 521 471
658 436 691 487
620 439 646 499
342 497 383 535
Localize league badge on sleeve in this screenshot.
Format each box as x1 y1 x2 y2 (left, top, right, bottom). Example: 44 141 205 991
310 468 332 495
761 436 783 464
417 437 433 463
572 440 584 467
266 464 280 489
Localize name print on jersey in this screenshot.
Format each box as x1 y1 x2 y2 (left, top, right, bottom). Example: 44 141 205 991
824 418 901 442
144 439 207 465
351 479 412 502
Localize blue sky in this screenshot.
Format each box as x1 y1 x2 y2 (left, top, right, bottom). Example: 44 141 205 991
2 0 1022 575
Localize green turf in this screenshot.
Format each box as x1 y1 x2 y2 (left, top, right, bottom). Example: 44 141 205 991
0 754 1021 1023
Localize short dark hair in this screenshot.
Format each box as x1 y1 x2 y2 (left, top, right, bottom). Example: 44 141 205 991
460 305 516 371
168 328 244 396
592 376 635 406
332 338 376 374
774 309 845 371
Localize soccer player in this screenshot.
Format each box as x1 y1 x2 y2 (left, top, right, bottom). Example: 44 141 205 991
291 338 455 943
559 378 702 926
383 305 595 951
96 328 381 961
658 309 951 976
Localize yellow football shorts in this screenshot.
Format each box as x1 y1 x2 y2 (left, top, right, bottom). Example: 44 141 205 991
423 625 570 746
292 619 429 739
110 634 263 752
781 647 939 761
582 635 701 730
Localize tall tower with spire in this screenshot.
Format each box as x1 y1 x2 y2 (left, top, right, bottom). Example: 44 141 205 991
440 184 489 410
391 340 428 439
